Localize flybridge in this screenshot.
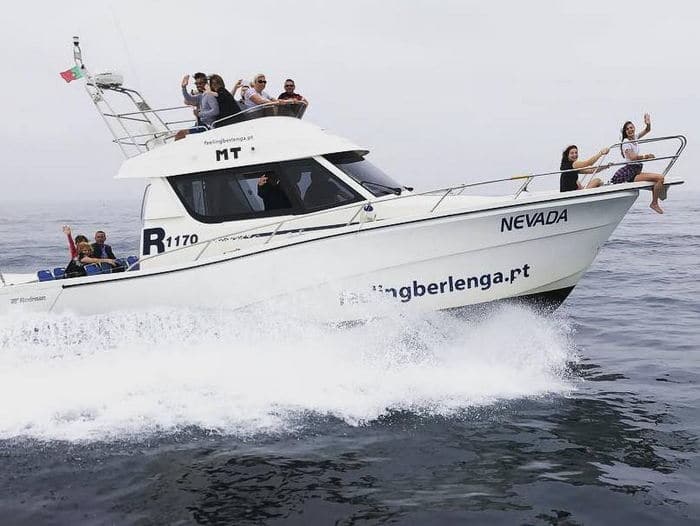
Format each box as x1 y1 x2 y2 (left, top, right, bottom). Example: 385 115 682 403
500 209 568 232
66 37 307 159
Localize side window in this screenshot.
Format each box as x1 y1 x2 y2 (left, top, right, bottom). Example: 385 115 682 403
168 158 361 222
278 159 362 211
253 171 295 213
169 166 297 222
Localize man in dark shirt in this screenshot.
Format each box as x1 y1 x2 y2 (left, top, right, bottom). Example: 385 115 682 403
278 79 308 104
257 174 292 211
91 230 116 259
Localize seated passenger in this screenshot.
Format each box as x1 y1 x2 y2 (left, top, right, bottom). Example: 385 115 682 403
62 225 88 260
236 83 249 107
611 114 665 214
92 230 125 272
278 78 308 105
91 230 117 260
257 173 292 211
175 73 219 140
209 74 242 127
559 145 609 192
230 78 245 101
242 74 278 109
65 242 116 278
304 171 341 208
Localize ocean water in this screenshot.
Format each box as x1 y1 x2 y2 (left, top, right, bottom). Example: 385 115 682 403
0 189 698 525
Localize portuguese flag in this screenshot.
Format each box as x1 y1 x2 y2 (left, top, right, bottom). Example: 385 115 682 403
59 66 84 83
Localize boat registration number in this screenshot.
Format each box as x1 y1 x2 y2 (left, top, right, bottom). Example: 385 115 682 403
142 227 199 255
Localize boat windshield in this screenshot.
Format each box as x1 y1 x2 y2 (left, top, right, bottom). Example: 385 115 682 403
213 101 307 128
324 152 404 197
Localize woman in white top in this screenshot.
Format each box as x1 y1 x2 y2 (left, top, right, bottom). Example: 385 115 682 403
242 73 278 109
611 113 665 214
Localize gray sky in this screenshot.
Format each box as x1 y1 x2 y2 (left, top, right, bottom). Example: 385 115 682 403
0 0 698 203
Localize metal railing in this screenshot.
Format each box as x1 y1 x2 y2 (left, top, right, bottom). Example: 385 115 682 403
129 135 687 271
513 135 686 198
70 38 308 159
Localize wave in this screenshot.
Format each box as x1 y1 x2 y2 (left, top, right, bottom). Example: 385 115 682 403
0 304 577 442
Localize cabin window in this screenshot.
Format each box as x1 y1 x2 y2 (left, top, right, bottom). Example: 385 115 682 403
168 159 362 223
279 159 361 211
324 152 404 197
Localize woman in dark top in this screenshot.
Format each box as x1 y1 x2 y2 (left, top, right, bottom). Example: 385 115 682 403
257 173 292 211
560 145 610 192
209 74 241 127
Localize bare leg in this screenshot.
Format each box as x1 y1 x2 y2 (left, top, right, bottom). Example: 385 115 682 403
585 177 603 189
635 172 665 214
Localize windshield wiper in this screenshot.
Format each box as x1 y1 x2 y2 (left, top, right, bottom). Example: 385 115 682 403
360 181 403 195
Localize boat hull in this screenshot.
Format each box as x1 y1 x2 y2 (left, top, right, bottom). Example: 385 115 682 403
0 188 638 321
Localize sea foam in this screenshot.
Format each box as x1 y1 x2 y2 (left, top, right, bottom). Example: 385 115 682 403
0 304 577 441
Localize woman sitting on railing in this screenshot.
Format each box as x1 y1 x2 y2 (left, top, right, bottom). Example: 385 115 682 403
611 113 665 214
559 145 609 192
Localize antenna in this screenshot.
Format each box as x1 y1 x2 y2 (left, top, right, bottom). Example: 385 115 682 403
73 36 83 68
69 37 189 157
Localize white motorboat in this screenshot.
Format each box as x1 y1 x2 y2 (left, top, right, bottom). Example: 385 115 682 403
0 39 687 321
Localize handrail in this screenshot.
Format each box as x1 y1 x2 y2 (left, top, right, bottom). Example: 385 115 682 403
211 100 307 128
513 135 686 199
132 135 686 269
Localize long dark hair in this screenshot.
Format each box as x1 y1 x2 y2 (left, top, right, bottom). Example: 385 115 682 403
620 120 633 156
560 145 577 171
209 74 225 91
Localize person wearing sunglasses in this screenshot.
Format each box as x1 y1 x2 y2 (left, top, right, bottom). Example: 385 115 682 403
175 73 219 140
242 73 278 109
278 78 308 105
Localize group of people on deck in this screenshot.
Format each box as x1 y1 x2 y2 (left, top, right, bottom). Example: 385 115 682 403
559 113 666 214
174 73 308 140
62 226 120 277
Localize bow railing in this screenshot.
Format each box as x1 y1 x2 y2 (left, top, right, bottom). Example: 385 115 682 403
513 135 686 198
127 134 685 271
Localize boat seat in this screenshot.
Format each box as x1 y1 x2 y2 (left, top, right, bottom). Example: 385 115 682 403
99 262 113 273
126 255 139 271
53 267 66 279
37 270 54 282
84 263 101 276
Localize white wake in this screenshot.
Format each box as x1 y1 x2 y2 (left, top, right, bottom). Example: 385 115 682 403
0 304 577 441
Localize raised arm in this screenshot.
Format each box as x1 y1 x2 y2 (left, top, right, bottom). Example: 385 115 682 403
573 147 609 170
231 79 244 98
62 225 77 259
637 113 652 139
181 75 201 105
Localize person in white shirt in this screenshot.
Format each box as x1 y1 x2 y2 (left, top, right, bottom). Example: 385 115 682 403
242 74 278 109
610 113 665 214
